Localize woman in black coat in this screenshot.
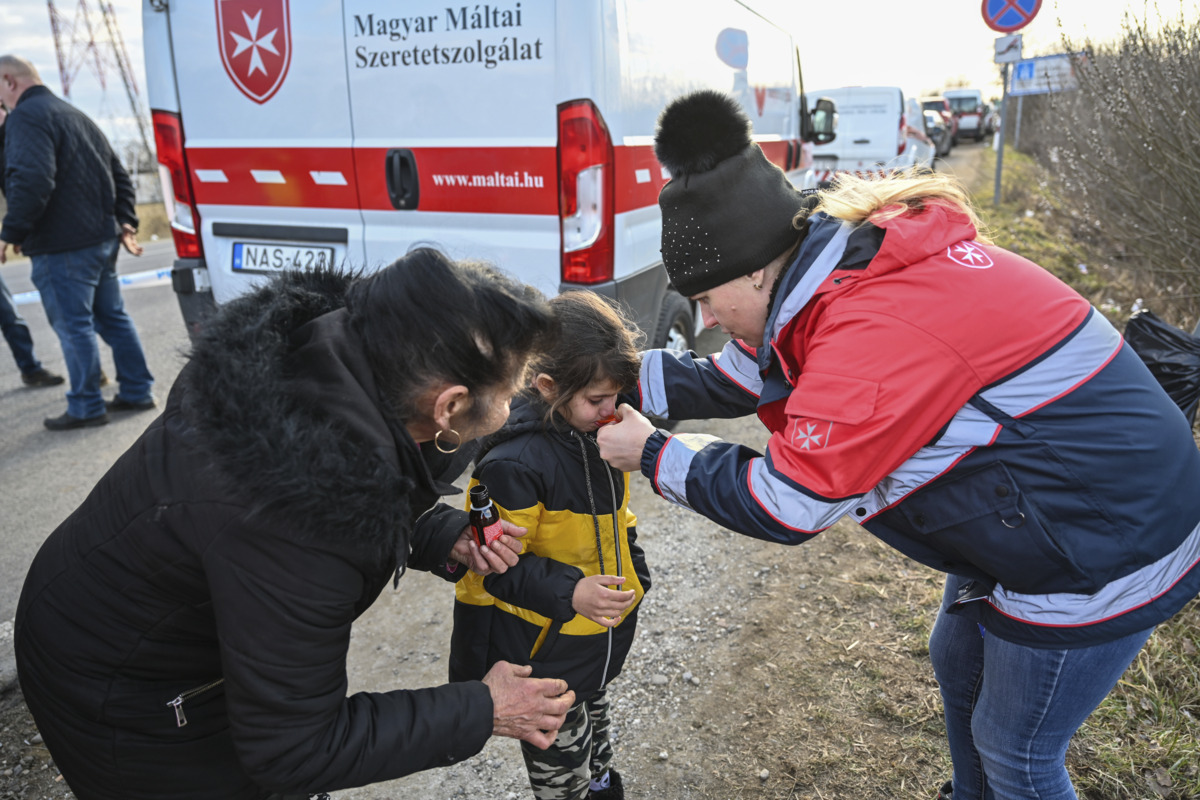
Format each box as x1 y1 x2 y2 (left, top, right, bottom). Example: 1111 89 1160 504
14 249 575 800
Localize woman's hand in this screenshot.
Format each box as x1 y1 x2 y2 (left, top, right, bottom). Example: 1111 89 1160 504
596 404 656 473
572 574 635 627
450 519 526 576
483 661 575 749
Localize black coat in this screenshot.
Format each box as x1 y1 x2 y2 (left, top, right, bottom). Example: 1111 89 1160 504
14 270 492 799
0 85 137 254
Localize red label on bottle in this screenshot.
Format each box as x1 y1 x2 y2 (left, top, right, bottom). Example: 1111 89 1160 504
478 521 504 546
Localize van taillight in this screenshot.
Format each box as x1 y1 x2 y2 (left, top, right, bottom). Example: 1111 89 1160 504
151 110 204 260
897 112 907 156
558 100 614 285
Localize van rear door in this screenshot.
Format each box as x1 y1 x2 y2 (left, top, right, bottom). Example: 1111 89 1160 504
343 2 560 295
810 86 903 177
164 1 366 306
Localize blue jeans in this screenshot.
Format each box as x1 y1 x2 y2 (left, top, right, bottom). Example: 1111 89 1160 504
929 575 1152 800
30 238 153 418
0 271 42 374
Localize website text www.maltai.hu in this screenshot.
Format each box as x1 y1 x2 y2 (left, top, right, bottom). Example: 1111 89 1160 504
429 170 545 188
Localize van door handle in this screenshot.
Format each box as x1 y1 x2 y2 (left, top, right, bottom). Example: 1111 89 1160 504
853 138 870 144
385 149 420 210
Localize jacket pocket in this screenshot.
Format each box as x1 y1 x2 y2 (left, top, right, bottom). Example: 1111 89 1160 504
166 679 225 728
896 461 1088 594
786 372 878 425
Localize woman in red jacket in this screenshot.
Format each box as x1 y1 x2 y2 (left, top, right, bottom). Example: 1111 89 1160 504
599 90 1200 800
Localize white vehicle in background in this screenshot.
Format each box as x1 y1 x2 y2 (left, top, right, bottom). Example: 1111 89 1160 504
944 87 986 142
142 0 835 350
808 86 933 185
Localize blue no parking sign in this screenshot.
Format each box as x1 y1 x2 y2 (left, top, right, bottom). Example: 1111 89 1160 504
982 0 1042 33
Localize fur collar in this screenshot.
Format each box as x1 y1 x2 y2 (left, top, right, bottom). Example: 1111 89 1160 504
176 269 421 559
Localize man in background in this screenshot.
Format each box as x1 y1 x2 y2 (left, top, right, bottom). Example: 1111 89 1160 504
0 54 154 430
0 270 63 388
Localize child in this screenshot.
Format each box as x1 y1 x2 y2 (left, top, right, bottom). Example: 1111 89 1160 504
450 290 650 800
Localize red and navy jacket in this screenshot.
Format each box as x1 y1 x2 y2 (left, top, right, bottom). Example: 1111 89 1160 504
637 203 1200 648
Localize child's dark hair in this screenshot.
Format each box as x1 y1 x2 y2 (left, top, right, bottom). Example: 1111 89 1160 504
529 291 642 421
345 248 556 425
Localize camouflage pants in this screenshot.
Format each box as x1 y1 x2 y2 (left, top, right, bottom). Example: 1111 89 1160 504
520 689 613 800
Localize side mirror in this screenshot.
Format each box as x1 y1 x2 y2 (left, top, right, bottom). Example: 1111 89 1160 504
803 97 837 145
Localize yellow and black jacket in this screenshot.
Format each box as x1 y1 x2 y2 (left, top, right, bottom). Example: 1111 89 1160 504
450 395 650 702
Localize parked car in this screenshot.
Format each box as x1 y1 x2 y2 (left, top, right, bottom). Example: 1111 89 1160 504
925 110 952 158
921 95 958 146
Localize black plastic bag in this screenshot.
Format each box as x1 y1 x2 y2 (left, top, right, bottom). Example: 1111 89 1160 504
1123 310 1200 425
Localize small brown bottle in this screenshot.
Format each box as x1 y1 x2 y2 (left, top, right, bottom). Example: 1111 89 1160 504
469 484 504 547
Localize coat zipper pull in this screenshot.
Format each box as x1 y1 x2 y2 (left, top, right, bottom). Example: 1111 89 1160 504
167 695 188 727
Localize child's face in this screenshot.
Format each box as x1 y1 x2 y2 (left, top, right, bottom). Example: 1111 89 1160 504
560 377 622 433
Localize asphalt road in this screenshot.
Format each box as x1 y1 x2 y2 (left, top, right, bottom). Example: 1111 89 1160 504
0 238 188 622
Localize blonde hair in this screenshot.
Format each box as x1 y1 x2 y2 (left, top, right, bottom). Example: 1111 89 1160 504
806 170 992 245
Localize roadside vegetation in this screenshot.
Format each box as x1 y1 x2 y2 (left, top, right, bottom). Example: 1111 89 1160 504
1012 3 1200 332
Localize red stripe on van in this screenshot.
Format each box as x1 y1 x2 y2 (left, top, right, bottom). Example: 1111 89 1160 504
615 145 669 212
185 143 796 215
354 146 558 214
187 147 360 209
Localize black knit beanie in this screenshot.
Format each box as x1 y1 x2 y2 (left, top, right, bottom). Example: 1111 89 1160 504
654 90 809 297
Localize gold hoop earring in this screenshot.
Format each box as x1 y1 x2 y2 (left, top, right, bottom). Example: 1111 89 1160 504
753 283 762 290
434 428 462 454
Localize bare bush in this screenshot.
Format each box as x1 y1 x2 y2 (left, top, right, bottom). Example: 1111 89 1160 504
1012 5 1200 329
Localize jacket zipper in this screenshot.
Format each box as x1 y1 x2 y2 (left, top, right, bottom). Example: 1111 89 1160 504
166 678 225 727
580 433 625 688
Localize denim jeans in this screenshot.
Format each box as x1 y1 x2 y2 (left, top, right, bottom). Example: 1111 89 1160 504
30 238 153 418
0 271 42 374
929 575 1153 800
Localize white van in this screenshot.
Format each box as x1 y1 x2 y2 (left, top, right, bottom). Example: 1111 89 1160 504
807 86 933 185
143 0 835 349
943 88 986 142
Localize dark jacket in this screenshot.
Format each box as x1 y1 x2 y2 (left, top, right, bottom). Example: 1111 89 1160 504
637 205 1200 648
450 396 650 703
0 84 137 254
14 269 492 800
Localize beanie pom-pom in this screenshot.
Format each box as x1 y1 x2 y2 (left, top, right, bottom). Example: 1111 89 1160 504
654 90 752 177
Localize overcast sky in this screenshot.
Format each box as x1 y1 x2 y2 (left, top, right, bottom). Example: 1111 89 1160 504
2 0 1194 161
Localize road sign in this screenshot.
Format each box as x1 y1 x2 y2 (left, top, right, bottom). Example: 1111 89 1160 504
1009 53 1083 96
994 33 1023 63
982 0 1042 33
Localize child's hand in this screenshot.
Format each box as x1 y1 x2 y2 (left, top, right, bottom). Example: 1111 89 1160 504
572 575 635 627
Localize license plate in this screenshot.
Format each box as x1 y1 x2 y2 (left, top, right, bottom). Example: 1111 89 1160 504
232 242 335 272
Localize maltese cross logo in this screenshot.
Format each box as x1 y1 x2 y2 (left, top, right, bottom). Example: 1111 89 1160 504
792 420 833 450
946 241 995 269
216 0 292 104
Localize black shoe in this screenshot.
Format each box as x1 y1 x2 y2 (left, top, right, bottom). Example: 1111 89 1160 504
937 780 953 800
106 396 157 412
44 411 108 431
588 769 624 800
21 368 65 388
